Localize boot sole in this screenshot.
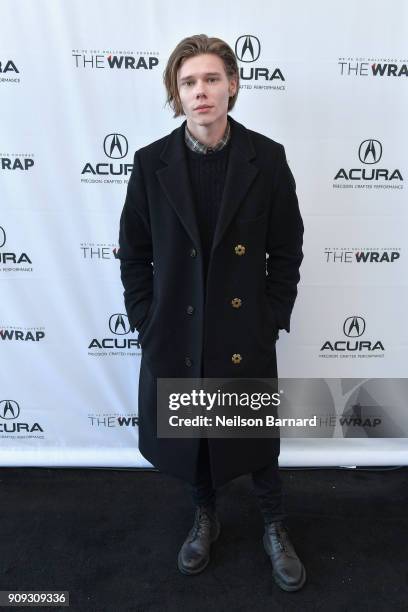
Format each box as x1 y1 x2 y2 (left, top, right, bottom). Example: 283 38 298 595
263 533 307 592
177 522 221 576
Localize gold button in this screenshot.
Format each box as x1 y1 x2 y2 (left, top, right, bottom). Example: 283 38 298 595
231 298 242 309
234 244 246 256
231 353 242 365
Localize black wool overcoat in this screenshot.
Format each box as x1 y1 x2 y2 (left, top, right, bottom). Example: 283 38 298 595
118 115 304 487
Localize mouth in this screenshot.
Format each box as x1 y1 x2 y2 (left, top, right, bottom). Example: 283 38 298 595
195 105 212 111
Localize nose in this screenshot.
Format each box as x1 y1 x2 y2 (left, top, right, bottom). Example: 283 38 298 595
194 79 207 98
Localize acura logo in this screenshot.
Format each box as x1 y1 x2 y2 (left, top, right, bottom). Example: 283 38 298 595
0 400 20 420
235 35 261 63
358 140 382 165
103 133 128 159
343 316 366 338
109 314 131 335
0 226 5 248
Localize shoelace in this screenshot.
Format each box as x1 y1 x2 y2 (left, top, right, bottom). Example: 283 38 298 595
274 526 299 559
188 510 213 542
269 524 289 553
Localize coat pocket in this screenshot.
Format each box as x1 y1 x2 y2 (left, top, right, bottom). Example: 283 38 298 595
137 302 156 345
263 298 280 343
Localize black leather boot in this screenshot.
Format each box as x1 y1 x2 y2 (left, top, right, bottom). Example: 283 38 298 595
263 521 306 591
177 505 221 575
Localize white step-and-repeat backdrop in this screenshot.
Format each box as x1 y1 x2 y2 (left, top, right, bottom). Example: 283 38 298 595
1 0 407 467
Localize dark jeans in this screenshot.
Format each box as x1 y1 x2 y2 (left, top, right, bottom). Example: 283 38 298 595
189 437 285 524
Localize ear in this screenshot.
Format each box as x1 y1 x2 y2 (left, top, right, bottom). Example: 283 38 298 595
229 76 238 97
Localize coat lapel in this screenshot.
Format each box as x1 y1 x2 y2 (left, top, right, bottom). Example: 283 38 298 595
156 123 202 251
212 117 259 251
156 115 259 253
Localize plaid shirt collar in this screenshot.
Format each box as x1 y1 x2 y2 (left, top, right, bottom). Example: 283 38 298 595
184 120 231 154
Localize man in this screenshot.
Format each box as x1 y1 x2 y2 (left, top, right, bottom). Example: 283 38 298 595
118 34 305 591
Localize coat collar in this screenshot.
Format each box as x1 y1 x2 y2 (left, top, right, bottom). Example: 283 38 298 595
156 115 259 255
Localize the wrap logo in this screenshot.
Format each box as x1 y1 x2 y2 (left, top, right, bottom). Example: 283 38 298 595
72 49 159 71
88 411 138 428
80 241 119 260
341 403 382 432
338 57 408 77
0 153 34 171
0 325 45 342
324 247 401 264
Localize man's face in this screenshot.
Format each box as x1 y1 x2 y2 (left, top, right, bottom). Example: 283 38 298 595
177 53 237 129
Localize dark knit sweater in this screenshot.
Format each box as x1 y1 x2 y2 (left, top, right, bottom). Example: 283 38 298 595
185 142 231 290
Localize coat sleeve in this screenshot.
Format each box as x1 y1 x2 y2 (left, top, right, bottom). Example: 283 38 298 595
117 150 153 334
265 144 304 333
